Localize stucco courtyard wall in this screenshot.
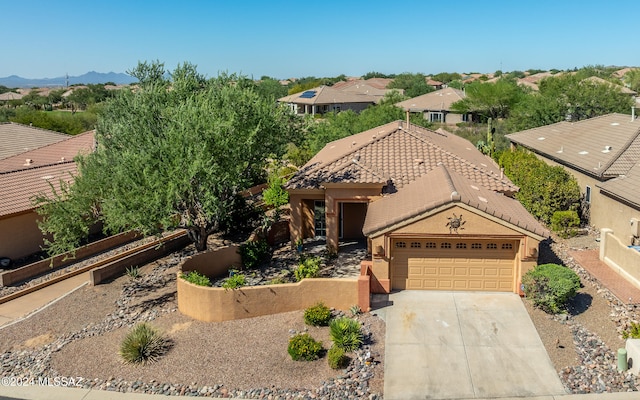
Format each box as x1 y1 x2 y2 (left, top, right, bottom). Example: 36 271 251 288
177 245 367 322
600 228 640 290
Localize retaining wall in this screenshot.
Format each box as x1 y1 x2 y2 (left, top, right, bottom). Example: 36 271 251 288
177 245 368 322
0 231 140 286
600 229 640 290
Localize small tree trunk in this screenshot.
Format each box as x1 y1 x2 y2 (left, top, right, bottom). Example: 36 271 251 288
187 226 208 252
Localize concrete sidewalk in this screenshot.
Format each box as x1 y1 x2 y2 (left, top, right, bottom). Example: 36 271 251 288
1 384 640 400
0 272 89 328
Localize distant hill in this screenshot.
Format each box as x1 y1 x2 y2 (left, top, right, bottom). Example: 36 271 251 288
0 72 137 88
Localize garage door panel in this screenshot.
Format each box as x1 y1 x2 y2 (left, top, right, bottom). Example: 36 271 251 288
392 239 516 292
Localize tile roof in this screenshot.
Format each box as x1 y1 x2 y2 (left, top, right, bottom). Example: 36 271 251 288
0 161 78 217
506 114 640 179
277 85 381 105
394 87 466 112
0 123 70 160
597 162 640 208
0 92 23 101
583 76 637 95
287 121 517 194
0 130 95 173
362 165 548 238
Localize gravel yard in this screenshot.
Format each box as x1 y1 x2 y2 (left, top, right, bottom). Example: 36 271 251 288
2 230 640 397
0 239 384 399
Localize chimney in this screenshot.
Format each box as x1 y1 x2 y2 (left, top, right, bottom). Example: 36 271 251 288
406 109 410 130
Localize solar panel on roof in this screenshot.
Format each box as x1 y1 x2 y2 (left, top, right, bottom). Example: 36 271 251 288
300 90 316 98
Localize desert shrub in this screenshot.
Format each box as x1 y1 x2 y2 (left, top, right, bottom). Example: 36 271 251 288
119 323 169 365
287 333 323 361
522 263 581 314
222 272 246 289
239 239 271 269
327 345 349 369
551 210 580 238
126 265 140 279
329 317 363 352
623 322 640 339
295 255 321 281
266 277 287 285
304 302 332 326
181 270 211 287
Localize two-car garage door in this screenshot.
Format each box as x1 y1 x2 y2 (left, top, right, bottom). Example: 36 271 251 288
391 238 517 292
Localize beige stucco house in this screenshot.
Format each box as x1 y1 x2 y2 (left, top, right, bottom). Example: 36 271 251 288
0 124 95 263
394 87 471 124
278 85 385 116
286 121 548 294
506 113 640 287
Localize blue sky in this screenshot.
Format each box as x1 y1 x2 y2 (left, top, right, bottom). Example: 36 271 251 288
3 0 637 79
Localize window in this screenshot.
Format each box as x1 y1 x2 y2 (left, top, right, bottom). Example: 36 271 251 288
462 113 470 122
441 242 452 249
429 112 443 123
410 242 421 248
471 243 482 249
395 241 406 248
585 185 592 204
502 243 513 250
425 242 437 249
487 243 497 249
456 243 467 249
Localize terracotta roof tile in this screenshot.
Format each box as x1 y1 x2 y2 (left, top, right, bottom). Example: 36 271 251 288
287 121 517 194
0 130 95 173
363 165 548 238
506 114 640 178
0 162 78 217
395 87 466 111
278 85 381 105
597 162 640 208
0 122 70 160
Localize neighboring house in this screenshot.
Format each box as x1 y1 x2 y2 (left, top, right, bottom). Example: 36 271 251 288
0 122 69 159
582 76 637 96
394 87 471 124
0 127 95 262
426 78 444 90
278 85 381 116
0 92 23 101
506 114 640 285
286 121 547 294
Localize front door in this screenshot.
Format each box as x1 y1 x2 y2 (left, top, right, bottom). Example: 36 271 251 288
314 200 326 237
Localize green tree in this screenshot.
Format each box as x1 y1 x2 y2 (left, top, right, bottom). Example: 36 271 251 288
361 71 393 80
36 61 297 254
623 68 640 93
387 72 434 98
451 78 528 120
256 77 288 100
499 149 581 224
432 72 462 84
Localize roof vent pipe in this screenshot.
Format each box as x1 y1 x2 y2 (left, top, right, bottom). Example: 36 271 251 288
633 106 636 121
406 109 410 130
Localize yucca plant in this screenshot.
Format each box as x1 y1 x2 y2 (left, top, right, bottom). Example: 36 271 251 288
329 317 363 352
119 323 169 365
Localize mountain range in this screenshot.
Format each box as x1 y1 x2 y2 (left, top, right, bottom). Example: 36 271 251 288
0 72 137 88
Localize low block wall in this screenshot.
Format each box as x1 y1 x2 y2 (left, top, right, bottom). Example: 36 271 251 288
601 229 640 290
178 276 361 322
0 231 140 286
177 245 367 322
180 245 242 278
90 233 190 285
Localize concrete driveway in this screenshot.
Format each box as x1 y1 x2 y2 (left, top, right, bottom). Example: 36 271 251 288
379 291 567 400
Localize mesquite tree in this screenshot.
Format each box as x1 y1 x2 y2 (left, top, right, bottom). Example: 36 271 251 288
36 61 296 253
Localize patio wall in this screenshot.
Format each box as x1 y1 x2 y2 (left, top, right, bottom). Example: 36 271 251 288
177 245 369 322
600 228 640 290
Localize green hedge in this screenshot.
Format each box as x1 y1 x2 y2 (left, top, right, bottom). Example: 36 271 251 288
522 263 581 314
